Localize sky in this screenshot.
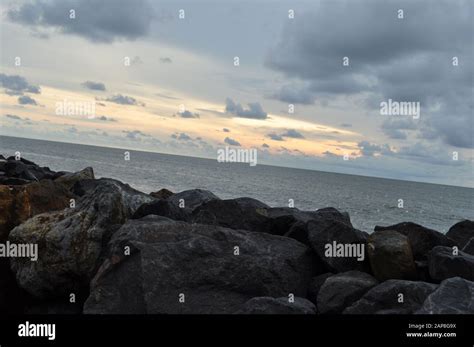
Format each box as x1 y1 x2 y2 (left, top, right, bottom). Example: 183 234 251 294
0 0 472 187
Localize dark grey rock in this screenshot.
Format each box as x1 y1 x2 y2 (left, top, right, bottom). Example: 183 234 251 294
55 167 94 190
344 280 438 314
132 199 190 221
428 246 474 281
168 189 220 212
462 237 474 255
263 207 319 236
447 220 474 249
307 273 334 306
4 160 38 181
374 222 454 260
314 207 352 226
368 230 417 281
194 200 353 238
192 197 272 232
317 271 378 313
307 219 369 273
285 221 310 246
416 277 474 314
84 216 314 314
234 297 316 314
414 260 431 282
2 157 57 183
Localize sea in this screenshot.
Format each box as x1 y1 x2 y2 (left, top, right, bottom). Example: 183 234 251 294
1 135 472 234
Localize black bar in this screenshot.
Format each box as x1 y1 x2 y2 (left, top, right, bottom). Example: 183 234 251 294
0 314 472 346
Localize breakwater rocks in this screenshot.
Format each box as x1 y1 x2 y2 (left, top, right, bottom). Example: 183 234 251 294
1 156 473 314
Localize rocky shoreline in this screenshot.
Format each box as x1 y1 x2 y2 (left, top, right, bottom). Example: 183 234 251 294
0 155 473 314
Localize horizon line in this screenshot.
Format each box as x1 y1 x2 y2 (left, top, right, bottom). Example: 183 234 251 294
0 134 472 190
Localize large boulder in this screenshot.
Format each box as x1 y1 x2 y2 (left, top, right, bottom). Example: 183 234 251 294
0 180 73 242
234 297 316 314
168 189 220 212
344 280 438 314
84 216 314 314
317 271 378 314
132 199 190 221
374 222 455 260
54 167 94 190
367 230 417 281
313 207 352 226
0 157 59 183
284 207 352 246
194 201 352 237
285 221 310 245
192 197 272 232
261 207 320 236
271 207 351 237
446 220 474 249
307 272 334 306
9 179 154 299
307 219 369 273
462 237 474 255
416 277 474 314
428 246 474 281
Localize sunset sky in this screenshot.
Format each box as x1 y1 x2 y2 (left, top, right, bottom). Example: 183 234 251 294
0 0 472 187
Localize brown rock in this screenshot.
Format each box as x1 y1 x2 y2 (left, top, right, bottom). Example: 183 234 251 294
0 180 72 242
368 230 417 281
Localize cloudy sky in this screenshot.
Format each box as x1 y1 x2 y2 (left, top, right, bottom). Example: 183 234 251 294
0 0 472 187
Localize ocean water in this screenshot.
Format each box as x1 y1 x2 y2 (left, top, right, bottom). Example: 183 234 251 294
1 135 472 233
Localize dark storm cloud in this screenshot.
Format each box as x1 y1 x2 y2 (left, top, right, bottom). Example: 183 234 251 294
105 94 144 106
82 81 106 91
225 98 267 120
396 142 463 166
7 0 154 43
18 95 37 105
0 74 40 94
171 133 192 141
266 0 473 148
224 137 241 146
270 85 315 105
358 141 393 157
323 150 340 158
267 129 304 141
97 115 116 122
281 129 304 139
381 118 418 139
178 110 199 119
123 130 151 140
383 128 408 140
267 133 284 141
382 118 418 130
4 114 32 125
